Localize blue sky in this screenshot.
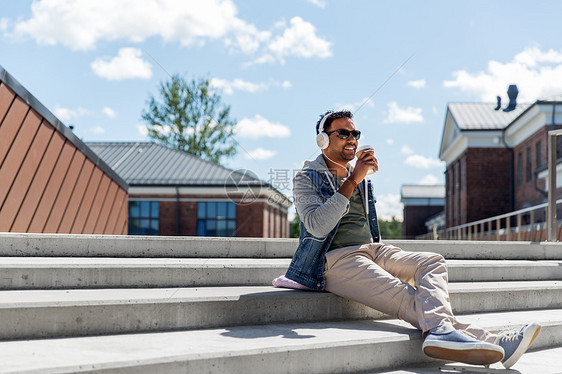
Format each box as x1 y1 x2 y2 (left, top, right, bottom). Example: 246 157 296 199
2 0 562 220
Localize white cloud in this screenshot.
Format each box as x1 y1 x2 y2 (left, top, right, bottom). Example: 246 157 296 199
235 115 291 139
307 0 327 8
7 1 332 65
209 78 291 95
210 78 267 95
443 46 562 102
386 138 394 145
10 0 239 51
244 147 277 160
243 54 276 67
384 101 423 124
419 174 440 185
375 193 403 221
401 145 414 155
407 79 426 88
226 18 272 55
54 105 90 122
267 17 332 64
102 107 116 118
89 126 105 134
137 124 148 137
404 154 444 169
91 48 152 80
0 18 9 31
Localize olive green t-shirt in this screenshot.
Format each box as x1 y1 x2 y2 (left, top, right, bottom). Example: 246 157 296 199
328 177 373 251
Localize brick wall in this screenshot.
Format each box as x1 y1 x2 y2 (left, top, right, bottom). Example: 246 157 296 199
512 126 562 209
465 147 511 221
445 147 511 227
236 201 266 237
132 194 289 238
403 205 444 239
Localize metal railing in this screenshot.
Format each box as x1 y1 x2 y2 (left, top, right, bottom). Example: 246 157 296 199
419 199 562 241
419 129 562 241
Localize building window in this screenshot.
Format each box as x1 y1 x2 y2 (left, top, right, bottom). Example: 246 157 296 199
197 201 236 236
517 152 523 186
526 147 532 182
536 141 542 168
129 201 159 235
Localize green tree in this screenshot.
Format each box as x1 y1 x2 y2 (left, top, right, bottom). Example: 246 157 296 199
290 214 300 238
142 74 237 164
378 217 403 239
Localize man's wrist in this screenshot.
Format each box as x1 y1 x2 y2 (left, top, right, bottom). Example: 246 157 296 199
345 178 358 189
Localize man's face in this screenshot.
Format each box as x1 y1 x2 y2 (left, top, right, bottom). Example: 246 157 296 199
323 117 359 163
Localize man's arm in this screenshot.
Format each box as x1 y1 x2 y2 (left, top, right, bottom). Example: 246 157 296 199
293 172 349 238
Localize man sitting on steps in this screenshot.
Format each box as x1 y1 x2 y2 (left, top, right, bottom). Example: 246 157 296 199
273 109 541 369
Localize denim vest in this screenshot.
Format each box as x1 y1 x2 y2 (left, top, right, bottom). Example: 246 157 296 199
285 169 380 290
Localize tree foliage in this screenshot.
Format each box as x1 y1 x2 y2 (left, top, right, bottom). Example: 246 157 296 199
290 215 403 240
378 217 403 239
142 74 237 164
290 214 301 238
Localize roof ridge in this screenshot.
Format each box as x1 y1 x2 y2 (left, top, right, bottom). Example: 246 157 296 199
448 102 533 105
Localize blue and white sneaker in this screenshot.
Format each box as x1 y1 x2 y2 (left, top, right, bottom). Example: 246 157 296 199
495 323 542 369
422 330 504 365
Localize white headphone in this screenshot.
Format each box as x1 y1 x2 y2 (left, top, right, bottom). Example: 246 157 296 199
316 112 332 149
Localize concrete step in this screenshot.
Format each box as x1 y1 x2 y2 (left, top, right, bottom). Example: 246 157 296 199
2 233 562 260
376 346 562 374
0 309 559 374
1 257 562 289
0 257 290 289
1 281 561 340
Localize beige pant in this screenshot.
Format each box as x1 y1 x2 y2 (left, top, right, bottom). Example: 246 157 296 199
324 243 496 343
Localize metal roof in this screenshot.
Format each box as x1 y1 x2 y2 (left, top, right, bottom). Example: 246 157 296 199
86 142 266 187
401 185 445 199
537 95 562 103
448 102 531 130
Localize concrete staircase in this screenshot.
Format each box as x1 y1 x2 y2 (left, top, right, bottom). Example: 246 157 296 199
0 233 561 373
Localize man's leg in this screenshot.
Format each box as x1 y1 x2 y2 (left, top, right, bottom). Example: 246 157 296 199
324 243 503 365
325 244 422 328
371 243 496 343
325 243 456 332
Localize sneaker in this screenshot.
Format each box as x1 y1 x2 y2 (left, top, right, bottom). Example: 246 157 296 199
495 323 542 369
422 330 504 365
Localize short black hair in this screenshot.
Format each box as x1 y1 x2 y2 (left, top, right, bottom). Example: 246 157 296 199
315 110 353 134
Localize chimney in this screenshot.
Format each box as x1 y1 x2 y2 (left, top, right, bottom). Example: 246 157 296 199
503 84 518 112
494 96 501 111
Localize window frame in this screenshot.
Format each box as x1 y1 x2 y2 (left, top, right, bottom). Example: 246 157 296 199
128 200 159 235
197 201 237 237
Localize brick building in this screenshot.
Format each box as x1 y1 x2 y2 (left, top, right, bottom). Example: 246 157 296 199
400 185 445 239
87 142 291 237
0 65 128 234
439 91 562 229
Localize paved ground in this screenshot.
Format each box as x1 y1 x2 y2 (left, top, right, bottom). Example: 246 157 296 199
377 346 562 374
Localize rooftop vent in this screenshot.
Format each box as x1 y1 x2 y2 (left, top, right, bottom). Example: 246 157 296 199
494 96 501 111
503 84 518 112
494 85 518 112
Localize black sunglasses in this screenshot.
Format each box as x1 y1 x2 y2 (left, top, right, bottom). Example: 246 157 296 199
327 129 361 140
